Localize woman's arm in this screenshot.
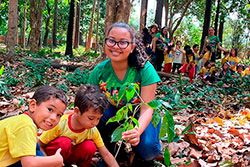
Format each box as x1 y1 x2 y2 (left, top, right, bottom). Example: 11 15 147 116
152 37 158 53
122 83 157 146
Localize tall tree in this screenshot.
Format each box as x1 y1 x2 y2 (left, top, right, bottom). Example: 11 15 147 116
73 0 80 49
155 0 163 28
140 0 148 31
86 0 96 51
200 0 212 54
65 0 75 57
52 0 58 47
104 0 132 36
29 0 46 53
165 0 193 40
21 2 26 48
95 0 100 52
5 0 18 62
43 0 52 46
214 0 220 36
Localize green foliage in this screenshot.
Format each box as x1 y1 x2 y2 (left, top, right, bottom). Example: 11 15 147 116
22 59 51 87
64 68 89 86
0 65 11 98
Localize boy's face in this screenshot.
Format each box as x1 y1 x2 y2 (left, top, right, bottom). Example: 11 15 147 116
194 46 199 52
75 107 102 129
29 97 66 131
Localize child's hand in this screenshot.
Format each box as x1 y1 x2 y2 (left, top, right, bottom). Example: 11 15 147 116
122 127 140 146
53 148 64 167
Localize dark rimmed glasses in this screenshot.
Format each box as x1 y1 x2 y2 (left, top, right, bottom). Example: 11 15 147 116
105 38 133 49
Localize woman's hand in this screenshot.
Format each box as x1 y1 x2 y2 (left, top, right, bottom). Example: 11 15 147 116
122 127 140 146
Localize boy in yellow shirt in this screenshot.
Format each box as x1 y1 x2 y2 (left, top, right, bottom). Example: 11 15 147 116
228 48 240 72
38 84 119 167
0 86 68 167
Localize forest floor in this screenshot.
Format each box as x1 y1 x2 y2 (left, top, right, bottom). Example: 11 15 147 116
0 53 250 167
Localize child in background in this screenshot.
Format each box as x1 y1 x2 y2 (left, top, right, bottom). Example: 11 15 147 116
202 45 212 67
38 84 119 167
179 49 196 81
163 43 175 73
228 48 240 73
237 64 245 76
172 40 185 73
193 44 202 73
0 86 68 167
221 51 230 66
219 62 230 78
200 61 216 83
242 63 250 77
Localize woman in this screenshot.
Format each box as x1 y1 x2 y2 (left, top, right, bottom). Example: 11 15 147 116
152 26 169 71
88 22 161 165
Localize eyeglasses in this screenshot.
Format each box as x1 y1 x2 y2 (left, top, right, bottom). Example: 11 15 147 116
105 38 133 49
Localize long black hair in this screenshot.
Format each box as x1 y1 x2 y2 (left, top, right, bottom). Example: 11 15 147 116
106 22 147 69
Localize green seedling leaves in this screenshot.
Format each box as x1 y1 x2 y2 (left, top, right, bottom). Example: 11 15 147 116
147 100 162 109
111 126 123 142
164 147 171 166
159 110 175 143
132 118 139 128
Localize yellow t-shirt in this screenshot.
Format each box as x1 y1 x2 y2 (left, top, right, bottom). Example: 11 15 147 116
40 114 104 148
194 52 200 65
188 55 194 63
228 56 240 72
221 56 229 66
200 66 215 77
203 51 211 61
164 51 173 64
0 114 37 166
242 68 250 77
200 67 207 77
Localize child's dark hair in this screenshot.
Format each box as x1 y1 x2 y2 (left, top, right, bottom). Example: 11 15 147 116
206 45 212 52
193 44 199 49
74 84 110 114
32 86 68 106
185 48 195 63
106 22 147 69
230 48 238 57
237 64 245 71
204 61 211 67
167 44 175 54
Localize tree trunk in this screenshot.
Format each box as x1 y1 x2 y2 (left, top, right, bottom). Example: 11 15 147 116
6 0 18 62
199 0 212 54
73 0 80 49
214 0 220 36
155 0 163 28
29 0 46 53
140 0 148 31
52 0 58 47
21 3 26 48
86 0 96 51
65 0 75 57
95 0 100 52
104 0 132 36
165 0 169 28
217 16 224 59
43 0 51 46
